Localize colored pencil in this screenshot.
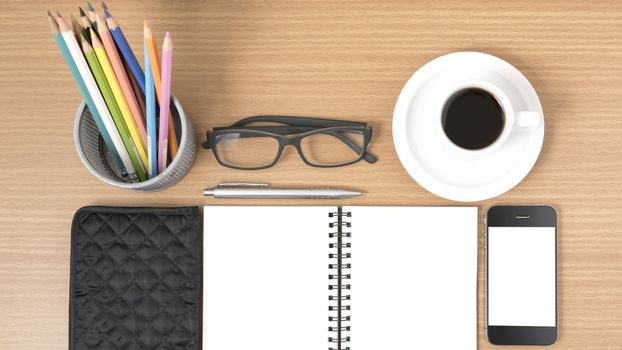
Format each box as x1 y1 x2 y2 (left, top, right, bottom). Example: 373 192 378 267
104 4 178 158
144 20 178 161
80 33 148 181
70 14 87 41
48 11 128 177
124 57 147 121
144 21 161 99
96 14 147 146
145 42 157 178
78 7 95 38
90 28 149 169
105 9 145 94
55 14 137 179
86 2 97 30
158 32 173 173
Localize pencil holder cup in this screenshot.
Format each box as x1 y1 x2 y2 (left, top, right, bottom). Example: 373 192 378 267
73 96 196 191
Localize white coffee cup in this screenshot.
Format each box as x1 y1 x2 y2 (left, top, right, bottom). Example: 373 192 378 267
437 79 542 154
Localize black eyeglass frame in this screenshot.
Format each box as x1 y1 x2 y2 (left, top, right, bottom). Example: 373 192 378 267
202 116 377 170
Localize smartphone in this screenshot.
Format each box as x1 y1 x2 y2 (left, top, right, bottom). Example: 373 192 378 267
486 205 557 345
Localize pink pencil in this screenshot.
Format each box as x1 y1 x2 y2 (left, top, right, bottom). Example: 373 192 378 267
96 13 147 146
158 32 173 173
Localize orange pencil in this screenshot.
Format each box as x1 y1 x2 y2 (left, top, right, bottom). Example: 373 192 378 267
96 14 147 144
144 20 178 160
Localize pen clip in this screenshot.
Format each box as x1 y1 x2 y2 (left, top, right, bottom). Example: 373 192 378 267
217 183 270 188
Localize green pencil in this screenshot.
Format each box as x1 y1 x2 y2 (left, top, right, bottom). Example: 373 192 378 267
80 33 148 181
70 14 88 42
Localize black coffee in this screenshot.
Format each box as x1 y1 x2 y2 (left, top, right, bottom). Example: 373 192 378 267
441 88 505 150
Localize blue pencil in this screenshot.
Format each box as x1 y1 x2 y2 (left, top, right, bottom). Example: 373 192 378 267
145 42 158 178
48 11 128 177
105 9 146 94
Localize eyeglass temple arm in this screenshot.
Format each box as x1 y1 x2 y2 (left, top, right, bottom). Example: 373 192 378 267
203 126 311 147
231 116 368 128
325 130 377 164
211 126 316 133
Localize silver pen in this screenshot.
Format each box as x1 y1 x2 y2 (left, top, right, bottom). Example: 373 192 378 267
203 183 363 199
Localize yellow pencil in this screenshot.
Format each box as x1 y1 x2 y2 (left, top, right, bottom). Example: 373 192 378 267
90 27 148 166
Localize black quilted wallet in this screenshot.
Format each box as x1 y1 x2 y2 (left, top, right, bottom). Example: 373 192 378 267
69 206 201 350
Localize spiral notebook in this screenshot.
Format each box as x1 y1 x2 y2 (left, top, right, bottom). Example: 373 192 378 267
203 206 477 350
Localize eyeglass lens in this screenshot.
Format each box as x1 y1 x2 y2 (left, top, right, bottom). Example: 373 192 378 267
214 133 280 168
299 130 365 166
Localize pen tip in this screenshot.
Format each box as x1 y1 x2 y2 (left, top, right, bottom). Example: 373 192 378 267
343 190 364 198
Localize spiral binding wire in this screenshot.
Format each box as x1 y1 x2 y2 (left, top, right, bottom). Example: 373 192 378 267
328 208 351 350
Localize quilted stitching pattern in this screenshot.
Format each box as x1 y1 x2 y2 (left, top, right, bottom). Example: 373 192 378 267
70 207 201 350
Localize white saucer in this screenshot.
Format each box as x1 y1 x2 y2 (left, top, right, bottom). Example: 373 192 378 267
392 52 544 202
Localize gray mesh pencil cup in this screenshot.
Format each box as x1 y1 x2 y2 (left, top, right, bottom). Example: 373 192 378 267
73 96 196 191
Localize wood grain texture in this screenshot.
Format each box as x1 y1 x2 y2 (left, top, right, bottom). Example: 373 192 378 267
1 0 621 348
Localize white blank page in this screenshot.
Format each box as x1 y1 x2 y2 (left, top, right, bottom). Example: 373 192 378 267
203 206 332 350
346 206 477 350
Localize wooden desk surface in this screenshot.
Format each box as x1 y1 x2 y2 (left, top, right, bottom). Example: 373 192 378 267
1 0 621 348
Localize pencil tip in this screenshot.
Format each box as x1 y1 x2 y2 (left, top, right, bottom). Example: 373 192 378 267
47 10 52 17
143 20 150 37
101 1 108 10
79 32 87 42
56 10 62 17
163 32 172 49
87 1 94 11
79 7 86 17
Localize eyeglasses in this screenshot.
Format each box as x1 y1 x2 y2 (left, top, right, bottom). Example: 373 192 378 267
202 116 377 170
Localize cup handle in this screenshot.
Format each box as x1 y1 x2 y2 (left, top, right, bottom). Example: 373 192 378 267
514 111 542 128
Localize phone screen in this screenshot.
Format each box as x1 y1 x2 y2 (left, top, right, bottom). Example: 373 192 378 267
488 226 556 327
